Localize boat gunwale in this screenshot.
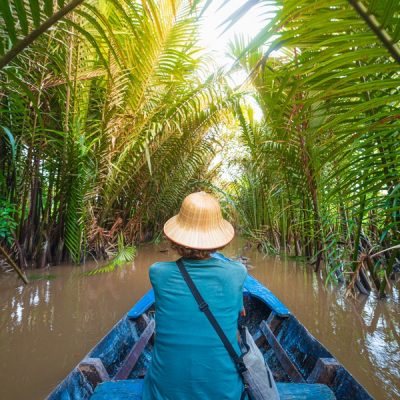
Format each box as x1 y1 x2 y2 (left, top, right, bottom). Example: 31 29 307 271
47 275 373 400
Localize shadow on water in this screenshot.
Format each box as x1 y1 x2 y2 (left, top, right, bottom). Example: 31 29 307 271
0 238 399 399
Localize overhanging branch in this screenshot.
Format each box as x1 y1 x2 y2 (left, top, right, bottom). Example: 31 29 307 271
0 0 85 70
348 0 400 64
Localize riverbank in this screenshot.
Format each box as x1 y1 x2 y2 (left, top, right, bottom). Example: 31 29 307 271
0 239 399 399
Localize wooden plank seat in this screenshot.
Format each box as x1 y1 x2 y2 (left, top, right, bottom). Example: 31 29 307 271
114 319 155 381
260 320 306 383
90 380 336 400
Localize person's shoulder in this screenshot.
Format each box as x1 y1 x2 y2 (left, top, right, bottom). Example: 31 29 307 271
230 260 248 277
215 255 247 278
149 261 176 271
149 261 176 279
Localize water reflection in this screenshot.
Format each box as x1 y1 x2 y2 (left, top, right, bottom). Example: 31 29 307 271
247 252 400 400
0 240 399 399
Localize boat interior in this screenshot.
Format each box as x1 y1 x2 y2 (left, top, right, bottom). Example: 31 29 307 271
48 276 372 400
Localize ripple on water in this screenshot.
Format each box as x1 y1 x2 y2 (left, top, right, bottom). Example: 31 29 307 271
0 238 399 400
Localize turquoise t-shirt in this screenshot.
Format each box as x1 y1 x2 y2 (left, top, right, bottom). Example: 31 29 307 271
142 256 247 400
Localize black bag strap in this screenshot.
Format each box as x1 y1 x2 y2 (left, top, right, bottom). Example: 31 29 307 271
176 258 247 375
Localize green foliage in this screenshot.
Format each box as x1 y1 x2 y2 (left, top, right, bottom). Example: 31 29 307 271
1 0 398 300
0 0 238 267
0 126 16 160
85 234 136 275
0 199 17 245
226 0 400 292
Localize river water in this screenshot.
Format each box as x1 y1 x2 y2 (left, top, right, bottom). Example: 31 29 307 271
0 239 399 400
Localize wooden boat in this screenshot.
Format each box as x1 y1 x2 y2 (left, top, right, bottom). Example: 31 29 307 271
47 255 372 400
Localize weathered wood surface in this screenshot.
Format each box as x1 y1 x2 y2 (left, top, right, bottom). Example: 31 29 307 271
275 314 331 378
127 291 155 319
91 380 336 400
78 358 110 389
242 274 291 317
276 383 336 399
114 319 155 381
260 320 306 383
307 358 340 385
46 369 93 400
47 273 372 400
266 311 284 333
253 329 266 347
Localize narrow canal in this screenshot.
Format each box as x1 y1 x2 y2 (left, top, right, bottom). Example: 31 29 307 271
0 239 399 400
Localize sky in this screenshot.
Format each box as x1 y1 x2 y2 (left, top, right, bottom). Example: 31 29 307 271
198 0 267 70
196 1 269 182
198 0 268 117
196 1 264 181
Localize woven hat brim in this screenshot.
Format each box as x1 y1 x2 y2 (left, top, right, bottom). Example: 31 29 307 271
163 215 234 250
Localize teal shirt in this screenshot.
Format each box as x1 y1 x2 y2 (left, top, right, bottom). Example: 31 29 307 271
142 257 247 400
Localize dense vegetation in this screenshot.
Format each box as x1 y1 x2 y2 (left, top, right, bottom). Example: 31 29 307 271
1 0 399 297
224 0 400 297
0 0 238 269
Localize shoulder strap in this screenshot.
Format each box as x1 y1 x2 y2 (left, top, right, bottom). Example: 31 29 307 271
176 258 247 375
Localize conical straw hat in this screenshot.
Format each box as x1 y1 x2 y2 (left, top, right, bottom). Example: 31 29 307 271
163 191 234 250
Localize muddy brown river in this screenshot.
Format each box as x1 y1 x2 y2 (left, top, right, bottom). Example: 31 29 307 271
0 239 399 399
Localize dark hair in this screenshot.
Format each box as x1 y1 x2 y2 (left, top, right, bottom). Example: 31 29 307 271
170 241 223 260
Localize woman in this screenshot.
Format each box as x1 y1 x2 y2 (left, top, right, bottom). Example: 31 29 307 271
142 191 247 400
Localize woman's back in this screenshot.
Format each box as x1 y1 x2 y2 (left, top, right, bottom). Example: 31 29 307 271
142 257 247 400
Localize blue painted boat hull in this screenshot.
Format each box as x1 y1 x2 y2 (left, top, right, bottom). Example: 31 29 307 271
47 268 372 400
